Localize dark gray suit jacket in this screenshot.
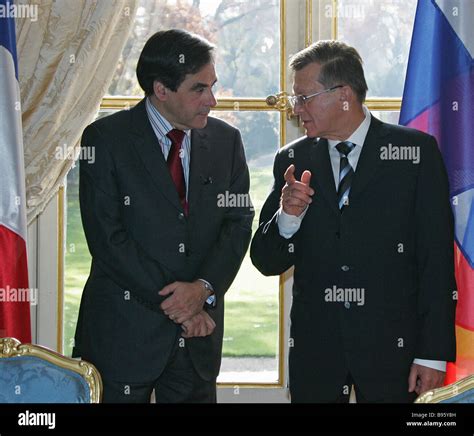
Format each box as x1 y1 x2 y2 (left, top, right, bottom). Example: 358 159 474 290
251 116 456 402
73 99 254 383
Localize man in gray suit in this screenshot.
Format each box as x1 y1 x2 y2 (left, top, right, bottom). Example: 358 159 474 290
73 29 254 403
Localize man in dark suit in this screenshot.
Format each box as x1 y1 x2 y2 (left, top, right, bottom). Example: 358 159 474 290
73 29 254 403
250 40 456 403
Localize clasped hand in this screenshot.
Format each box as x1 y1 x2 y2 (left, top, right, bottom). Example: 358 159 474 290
159 280 215 338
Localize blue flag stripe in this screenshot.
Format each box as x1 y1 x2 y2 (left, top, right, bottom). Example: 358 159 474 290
0 0 18 79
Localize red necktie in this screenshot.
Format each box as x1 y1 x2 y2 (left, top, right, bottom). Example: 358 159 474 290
166 129 188 215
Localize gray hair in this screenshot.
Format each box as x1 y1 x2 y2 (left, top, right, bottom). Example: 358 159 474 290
289 40 368 103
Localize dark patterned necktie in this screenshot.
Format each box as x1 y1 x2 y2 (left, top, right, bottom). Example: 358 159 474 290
336 141 356 211
166 129 188 215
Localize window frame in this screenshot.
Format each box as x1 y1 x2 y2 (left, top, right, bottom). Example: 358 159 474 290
56 0 408 397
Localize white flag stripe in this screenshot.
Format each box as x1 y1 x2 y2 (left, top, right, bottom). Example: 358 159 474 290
0 45 27 240
436 0 474 57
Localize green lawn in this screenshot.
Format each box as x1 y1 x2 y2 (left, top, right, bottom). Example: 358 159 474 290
63 165 279 358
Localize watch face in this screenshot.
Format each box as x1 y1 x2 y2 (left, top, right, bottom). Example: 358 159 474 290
206 295 216 306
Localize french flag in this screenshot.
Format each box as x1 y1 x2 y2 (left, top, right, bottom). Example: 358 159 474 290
0 1 31 342
400 0 474 382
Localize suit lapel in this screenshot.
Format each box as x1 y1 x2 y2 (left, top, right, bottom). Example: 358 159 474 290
310 137 340 216
350 115 389 201
188 128 212 214
129 100 183 212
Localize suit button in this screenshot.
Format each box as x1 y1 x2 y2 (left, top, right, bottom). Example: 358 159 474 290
344 301 351 309
178 213 185 221
341 265 350 272
335 232 340 239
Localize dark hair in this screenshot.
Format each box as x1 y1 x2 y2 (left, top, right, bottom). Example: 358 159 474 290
289 40 368 103
137 29 215 95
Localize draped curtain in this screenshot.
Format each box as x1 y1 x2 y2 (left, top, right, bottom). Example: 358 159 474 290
16 0 138 223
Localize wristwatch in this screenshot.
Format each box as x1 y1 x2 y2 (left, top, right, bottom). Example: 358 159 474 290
201 280 216 308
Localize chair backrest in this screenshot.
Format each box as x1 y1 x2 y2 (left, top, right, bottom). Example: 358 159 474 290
415 374 474 403
0 337 102 403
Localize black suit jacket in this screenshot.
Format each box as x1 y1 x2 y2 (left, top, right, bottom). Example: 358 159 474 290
251 116 456 402
73 99 254 383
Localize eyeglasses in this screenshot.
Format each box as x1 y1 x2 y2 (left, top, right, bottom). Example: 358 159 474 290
288 85 344 108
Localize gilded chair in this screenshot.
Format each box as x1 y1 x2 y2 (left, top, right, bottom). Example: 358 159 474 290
0 337 102 403
415 374 474 403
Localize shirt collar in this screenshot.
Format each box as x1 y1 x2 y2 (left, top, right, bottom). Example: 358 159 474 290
145 97 190 141
327 105 371 150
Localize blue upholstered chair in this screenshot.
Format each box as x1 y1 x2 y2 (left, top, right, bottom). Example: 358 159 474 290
415 374 474 403
0 337 102 403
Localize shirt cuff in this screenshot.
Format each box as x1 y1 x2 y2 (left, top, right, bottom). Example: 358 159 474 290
276 206 308 239
413 358 446 372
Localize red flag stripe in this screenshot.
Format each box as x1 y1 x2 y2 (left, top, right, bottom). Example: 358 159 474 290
445 325 474 384
454 243 474 331
0 224 31 342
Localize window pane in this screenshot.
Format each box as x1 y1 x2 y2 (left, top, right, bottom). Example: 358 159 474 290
108 0 280 98
64 109 281 383
336 0 417 98
64 162 84 357
64 111 112 358
371 110 400 125
214 111 280 383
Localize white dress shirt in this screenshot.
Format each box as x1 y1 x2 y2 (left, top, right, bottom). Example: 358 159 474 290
145 97 191 199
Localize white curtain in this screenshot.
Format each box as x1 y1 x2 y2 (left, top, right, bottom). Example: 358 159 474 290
16 0 138 224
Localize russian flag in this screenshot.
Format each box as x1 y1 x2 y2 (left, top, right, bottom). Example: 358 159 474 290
0 0 31 342
400 0 474 382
